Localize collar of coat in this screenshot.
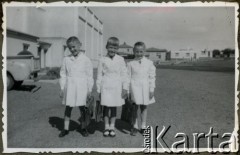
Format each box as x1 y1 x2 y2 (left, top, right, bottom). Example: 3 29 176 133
106 53 119 60
134 56 146 63
70 52 84 61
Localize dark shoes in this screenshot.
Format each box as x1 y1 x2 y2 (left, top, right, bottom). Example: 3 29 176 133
59 130 69 137
130 128 138 136
81 128 89 137
140 129 145 135
130 128 146 136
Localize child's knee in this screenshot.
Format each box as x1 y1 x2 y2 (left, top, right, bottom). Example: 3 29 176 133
140 105 147 111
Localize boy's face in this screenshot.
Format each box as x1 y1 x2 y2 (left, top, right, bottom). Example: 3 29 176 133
67 41 81 57
107 45 118 58
134 45 145 58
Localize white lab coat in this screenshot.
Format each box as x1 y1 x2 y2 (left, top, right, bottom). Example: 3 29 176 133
127 57 156 105
59 53 93 107
96 54 128 107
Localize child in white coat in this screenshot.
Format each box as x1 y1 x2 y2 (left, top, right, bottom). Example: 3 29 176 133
59 36 93 137
127 42 156 136
96 37 128 137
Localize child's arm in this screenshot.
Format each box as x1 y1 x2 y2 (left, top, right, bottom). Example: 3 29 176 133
126 62 131 92
120 58 128 99
59 57 67 92
96 58 103 94
86 58 94 94
120 58 128 91
149 61 156 93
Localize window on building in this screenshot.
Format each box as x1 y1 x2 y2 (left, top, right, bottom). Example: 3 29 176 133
202 51 206 54
38 47 41 57
158 54 161 59
186 53 190 57
175 53 179 57
23 43 30 50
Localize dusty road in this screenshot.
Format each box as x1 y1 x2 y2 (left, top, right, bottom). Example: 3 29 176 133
7 69 235 149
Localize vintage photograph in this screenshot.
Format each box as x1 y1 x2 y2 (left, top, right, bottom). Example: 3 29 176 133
2 2 238 153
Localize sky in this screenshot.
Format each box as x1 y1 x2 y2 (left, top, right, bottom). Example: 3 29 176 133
90 7 235 51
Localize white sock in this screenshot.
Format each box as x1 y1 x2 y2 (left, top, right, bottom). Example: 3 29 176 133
109 124 115 130
105 124 110 130
133 118 138 129
141 122 146 129
64 120 70 130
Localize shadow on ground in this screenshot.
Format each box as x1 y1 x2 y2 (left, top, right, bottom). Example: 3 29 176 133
48 116 104 135
115 119 132 134
48 116 79 132
13 84 41 93
48 117 132 135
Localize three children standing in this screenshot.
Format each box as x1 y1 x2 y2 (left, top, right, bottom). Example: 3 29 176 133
59 36 156 138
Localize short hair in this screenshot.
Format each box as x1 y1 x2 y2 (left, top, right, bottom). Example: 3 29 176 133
66 36 82 46
134 42 146 49
106 37 119 48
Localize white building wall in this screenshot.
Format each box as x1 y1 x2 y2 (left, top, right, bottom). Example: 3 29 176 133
40 38 67 68
6 6 104 68
171 50 213 60
171 51 194 59
85 25 92 58
41 7 77 38
119 48 133 54
93 30 99 61
6 7 45 36
78 11 86 50
148 52 166 62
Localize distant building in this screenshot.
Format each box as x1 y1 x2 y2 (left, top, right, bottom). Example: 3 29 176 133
171 48 212 60
6 7 104 68
145 48 168 62
118 42 133 55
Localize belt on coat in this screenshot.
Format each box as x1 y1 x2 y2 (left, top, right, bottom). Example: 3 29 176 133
131 77 148 81
67 76 88 79
103 75 121 80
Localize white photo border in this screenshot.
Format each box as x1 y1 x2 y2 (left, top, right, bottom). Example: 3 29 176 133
2 1 239 153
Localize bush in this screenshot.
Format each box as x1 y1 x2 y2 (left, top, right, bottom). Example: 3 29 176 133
38 67 60 80
46 67 60 79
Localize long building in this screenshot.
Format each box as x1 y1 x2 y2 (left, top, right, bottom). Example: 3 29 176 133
145 47 170 62
6 6 104 68
171 48 212 60
118 42 133 55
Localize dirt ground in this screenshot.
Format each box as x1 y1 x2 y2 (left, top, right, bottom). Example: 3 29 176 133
7 69 235 149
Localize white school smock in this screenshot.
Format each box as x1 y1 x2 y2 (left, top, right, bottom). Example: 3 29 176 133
59 53 93 107
96 54 128 107
127 57 156 105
